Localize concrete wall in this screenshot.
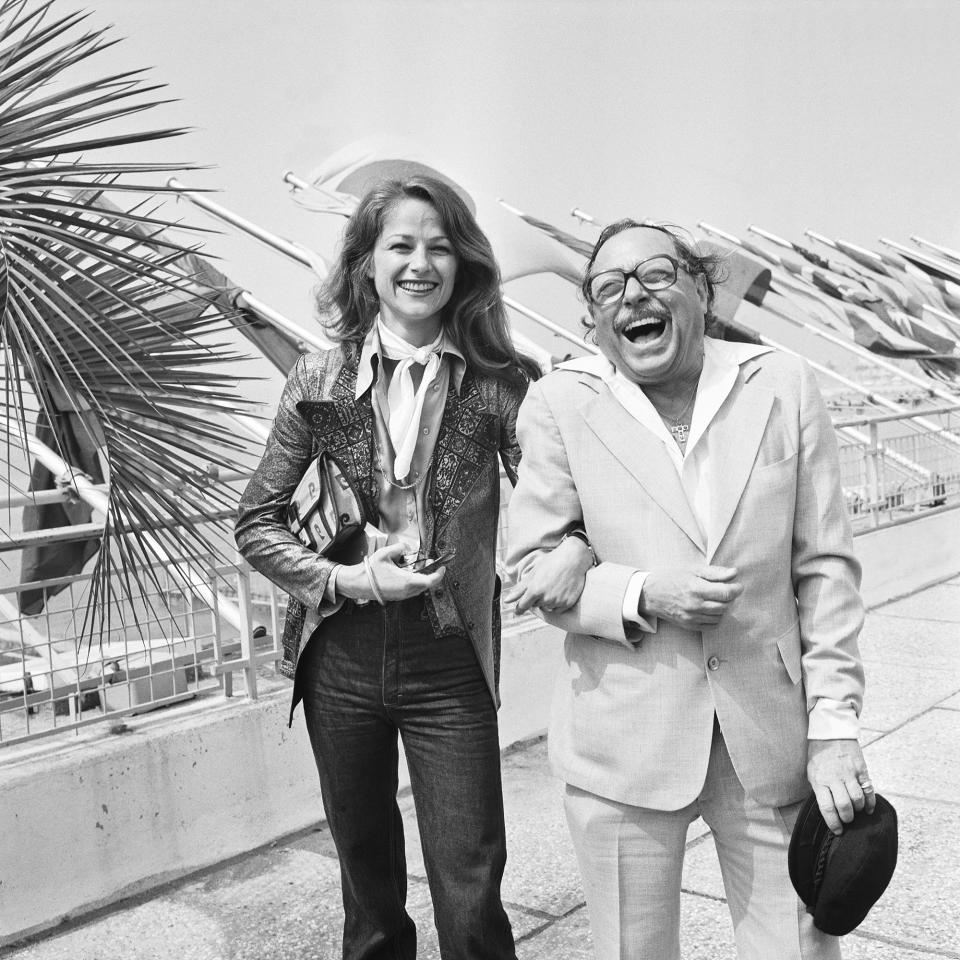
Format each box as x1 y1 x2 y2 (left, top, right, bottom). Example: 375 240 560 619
856 507 960 608
0 619 564 946
0 693 321 943
2 509 959 944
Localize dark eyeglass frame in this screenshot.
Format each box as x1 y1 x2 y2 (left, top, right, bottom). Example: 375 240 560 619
586 254 681 306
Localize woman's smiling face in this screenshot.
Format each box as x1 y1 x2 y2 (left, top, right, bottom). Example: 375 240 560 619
366 197 458 345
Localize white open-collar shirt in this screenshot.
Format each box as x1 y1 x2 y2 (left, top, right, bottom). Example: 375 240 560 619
560 337 773 623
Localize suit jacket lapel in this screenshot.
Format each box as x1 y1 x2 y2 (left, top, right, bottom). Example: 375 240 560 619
703 371 775 561
580 386 706 552
296 361 379 522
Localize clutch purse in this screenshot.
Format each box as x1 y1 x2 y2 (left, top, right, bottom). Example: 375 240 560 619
286 453 366 565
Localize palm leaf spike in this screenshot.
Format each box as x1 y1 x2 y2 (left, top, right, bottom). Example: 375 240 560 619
1 0 261 646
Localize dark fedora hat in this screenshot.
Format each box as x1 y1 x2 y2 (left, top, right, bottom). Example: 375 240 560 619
788 790 898 936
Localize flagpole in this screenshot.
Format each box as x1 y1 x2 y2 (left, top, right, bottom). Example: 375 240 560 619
762 294 960 416
502 296 597 355
911 236 960 265
705 227 960 402
171 181 573 364
236 291 331 351
166 177 326 272
167 187 958 451
879 237 960 285
745 224 793 252
698 222 783 266
804 230 960 334
282 171 311 192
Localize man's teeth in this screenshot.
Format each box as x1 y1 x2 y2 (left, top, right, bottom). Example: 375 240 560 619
623 317 666 338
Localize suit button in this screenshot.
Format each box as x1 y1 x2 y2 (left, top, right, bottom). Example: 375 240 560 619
467 620 475 630
707 655 721 671
452 579 460 589
435 589 445 599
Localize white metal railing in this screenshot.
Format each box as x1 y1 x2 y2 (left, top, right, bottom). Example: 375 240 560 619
834 403 960 529
0 554 285 747
3 400 959 745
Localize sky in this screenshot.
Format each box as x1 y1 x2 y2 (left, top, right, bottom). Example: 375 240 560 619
71 0 960 406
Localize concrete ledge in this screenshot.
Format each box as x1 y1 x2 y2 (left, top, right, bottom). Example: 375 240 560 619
856 505 960 608
0 689 320 944
0 619 566 946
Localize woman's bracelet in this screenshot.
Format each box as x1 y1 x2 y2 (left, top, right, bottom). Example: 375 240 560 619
363 555 386 606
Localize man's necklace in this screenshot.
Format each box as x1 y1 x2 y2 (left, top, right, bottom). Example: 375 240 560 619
656 384 697 450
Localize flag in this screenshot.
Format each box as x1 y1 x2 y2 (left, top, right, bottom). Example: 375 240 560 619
19 393 107 616
788 241 833 272
184 254 303 375
701 241 772 310
504 208 595 258
841 306 935 357
293 137 588 283
843 289 957 355
739 237 782 267
892 247 960 286
833 239 891 276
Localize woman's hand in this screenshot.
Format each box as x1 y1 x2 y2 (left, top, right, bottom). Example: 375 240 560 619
336 543 446 603
504 535 593 615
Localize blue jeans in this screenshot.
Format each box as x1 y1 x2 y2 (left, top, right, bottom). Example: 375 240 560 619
298 595 516 960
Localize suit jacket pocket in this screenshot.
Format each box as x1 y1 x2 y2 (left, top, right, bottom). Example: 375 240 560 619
753 449 798 474
775 618 802 685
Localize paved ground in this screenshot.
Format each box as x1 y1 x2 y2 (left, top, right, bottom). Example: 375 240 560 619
4 577 959 960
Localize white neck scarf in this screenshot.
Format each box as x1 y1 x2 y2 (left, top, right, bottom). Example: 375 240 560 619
377 318 444 481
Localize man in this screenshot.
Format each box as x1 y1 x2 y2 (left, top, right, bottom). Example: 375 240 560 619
506 221 874 960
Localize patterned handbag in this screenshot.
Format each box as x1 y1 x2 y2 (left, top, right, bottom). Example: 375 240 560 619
286 453 366 564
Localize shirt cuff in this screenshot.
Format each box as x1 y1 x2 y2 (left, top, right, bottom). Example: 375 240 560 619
807 698 861 741
622 571 650 625
322 563 340 605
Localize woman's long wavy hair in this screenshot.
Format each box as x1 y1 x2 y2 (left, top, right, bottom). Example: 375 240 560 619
316 175 540 384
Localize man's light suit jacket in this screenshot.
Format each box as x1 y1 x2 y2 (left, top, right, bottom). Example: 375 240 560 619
507 343 865 810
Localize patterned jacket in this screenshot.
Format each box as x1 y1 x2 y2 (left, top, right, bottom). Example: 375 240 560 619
235 346 527 714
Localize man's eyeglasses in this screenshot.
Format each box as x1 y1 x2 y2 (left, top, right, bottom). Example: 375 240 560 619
586 255 680 306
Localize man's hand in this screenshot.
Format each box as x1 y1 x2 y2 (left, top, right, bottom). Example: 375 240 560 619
807 739 877 836
639 565 742 628
504 536 593 615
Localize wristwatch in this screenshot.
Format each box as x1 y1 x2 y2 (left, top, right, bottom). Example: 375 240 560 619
560 529 598 566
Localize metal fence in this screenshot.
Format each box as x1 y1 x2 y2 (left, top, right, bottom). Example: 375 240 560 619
0 556 286 747
2 405 959 747
833 403 960 530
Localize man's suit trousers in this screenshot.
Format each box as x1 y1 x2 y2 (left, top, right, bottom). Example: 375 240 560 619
563 719 842 960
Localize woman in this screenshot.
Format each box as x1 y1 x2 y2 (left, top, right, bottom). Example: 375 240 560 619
235 175 590 960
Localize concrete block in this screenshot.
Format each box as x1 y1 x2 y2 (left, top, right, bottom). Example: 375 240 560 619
0 689 320 944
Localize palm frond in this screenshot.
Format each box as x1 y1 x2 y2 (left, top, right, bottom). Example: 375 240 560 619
1 0 262 644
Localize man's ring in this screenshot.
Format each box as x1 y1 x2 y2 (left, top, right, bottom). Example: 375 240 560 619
859 778 875 793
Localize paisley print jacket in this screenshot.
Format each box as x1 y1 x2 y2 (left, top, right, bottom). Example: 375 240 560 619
235 347 527 711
